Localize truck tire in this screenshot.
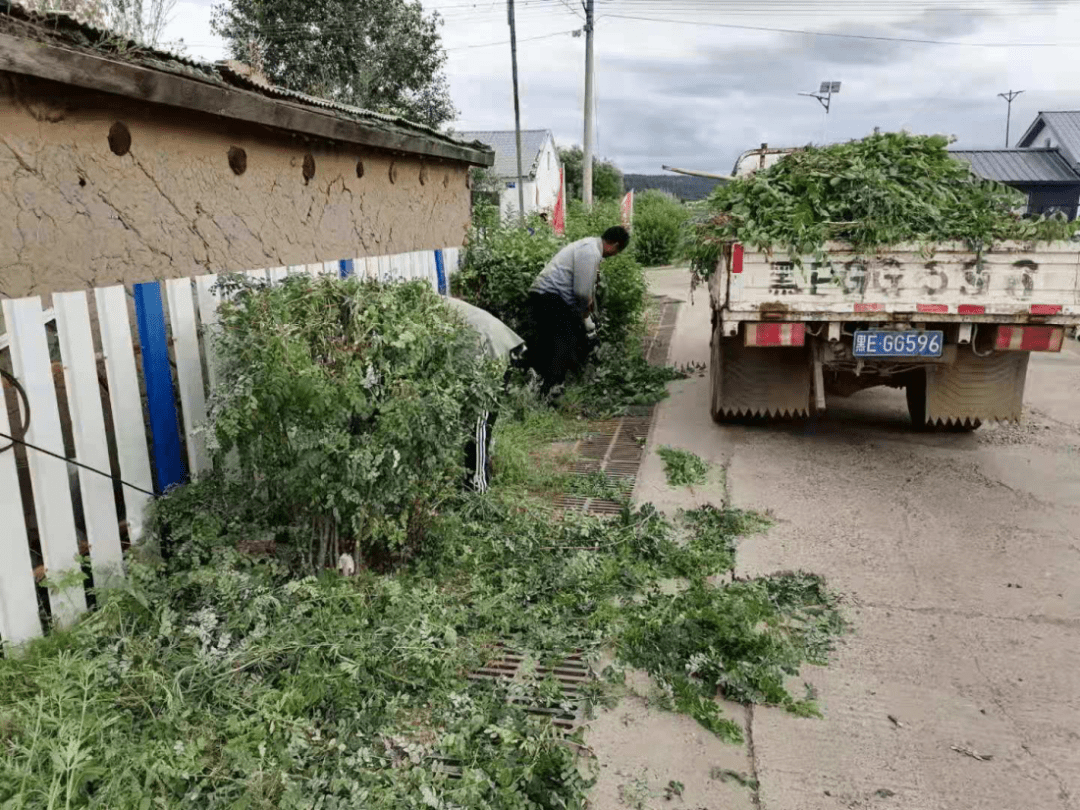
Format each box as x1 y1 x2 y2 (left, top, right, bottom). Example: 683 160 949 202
905 369 928 430
710 320 812 421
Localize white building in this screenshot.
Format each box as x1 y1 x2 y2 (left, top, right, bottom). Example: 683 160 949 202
456 130 563 218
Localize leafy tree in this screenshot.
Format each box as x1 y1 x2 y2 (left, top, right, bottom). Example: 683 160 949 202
211 0 457 128
559 145 624 202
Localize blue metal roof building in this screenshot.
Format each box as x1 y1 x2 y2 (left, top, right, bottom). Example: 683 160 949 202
950 142 1080 221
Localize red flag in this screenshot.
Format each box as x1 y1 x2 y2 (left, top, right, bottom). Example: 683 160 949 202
553 168 566 236
620 190 634 229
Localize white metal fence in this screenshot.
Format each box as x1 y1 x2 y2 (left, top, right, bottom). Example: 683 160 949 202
0 249 461 648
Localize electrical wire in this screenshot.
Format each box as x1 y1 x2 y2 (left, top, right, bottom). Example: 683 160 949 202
599 12 1080 46
0 368 157 497
446 28 582 50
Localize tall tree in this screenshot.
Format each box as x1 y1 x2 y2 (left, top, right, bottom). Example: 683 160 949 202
211 0 457 128
559 146 624 202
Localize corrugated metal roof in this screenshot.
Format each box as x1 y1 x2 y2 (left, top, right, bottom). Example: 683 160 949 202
454 130 552 178
0 0 488 159
949 148 1080 184
1036 112 1080 164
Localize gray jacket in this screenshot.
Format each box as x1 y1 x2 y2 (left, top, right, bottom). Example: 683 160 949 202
530 237 602 316
445 297 525 364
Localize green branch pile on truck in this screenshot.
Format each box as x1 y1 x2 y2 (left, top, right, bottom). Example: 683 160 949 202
688 132 1080 429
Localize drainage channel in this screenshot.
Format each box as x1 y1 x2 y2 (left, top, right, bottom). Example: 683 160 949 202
554 295 681 517
457 295 683 767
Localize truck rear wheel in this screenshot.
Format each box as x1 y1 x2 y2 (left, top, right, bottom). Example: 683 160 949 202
905 370 928 430
710 320 812 421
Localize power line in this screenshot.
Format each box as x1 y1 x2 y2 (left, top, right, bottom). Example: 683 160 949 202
600 12 1080 46
446 28 581 51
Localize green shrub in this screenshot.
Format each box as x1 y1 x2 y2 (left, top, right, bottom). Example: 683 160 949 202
458 200 645 344
208 275 501 571
595 252 647 345
563 198 621 242
630 190 691 267
455 222 563 333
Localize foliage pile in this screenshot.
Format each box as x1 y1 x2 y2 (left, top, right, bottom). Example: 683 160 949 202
657 446 710 487
687 132 1080 283
0 464 843 808
556 340 684 419
208 274 501 572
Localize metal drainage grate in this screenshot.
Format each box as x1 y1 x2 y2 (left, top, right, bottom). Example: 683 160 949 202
468 648 593 731
553 494 625 516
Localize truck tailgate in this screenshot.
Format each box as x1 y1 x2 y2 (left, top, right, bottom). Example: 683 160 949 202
716 241 1080 323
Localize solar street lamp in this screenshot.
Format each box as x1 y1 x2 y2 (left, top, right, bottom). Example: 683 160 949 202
799 81 841 144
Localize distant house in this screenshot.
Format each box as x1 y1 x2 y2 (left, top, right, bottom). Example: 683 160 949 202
1016 111 1080 166
949 149 1080 220
455 130 562 217
950 111 1080 221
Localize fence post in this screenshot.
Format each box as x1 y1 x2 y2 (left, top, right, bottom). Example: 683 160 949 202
133 282 186 493
435 249 447 296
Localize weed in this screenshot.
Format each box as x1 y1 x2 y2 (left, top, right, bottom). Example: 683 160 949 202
657 447 710 488
709 768 759 790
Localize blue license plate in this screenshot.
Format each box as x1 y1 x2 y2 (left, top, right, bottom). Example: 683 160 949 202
853 330 944 358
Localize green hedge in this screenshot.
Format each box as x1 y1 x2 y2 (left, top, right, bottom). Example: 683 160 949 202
630 190 691 267
208 275 501 570
456 202 647 345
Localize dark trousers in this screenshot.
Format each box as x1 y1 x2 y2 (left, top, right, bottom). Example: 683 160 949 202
464 409 498 493
525 292 590 394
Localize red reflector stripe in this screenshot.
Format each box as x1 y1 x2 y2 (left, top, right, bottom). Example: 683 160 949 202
745 322 806 347
917 304 948 314
995 326 1065 352
958 304 985 315
732 243 744 274
1030 304 1062 315
854 303 884 312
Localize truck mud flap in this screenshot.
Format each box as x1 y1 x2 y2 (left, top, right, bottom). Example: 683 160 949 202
924 349 1030 426
711 325 812 420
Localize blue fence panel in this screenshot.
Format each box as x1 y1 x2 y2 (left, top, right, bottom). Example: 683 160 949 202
133 282 187 493
339 259 355 279
435 249 447 296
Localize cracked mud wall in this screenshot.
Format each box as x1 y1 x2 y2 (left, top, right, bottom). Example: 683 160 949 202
0 73 473 299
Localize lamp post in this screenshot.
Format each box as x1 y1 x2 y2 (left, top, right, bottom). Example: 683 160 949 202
799 81 841 144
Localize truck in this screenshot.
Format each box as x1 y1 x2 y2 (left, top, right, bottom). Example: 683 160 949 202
708 240 1080 428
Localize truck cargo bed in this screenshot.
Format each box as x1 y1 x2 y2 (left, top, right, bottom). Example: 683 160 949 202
710 241 1080 328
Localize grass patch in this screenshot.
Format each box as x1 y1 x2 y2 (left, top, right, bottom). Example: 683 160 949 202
658 446 710 487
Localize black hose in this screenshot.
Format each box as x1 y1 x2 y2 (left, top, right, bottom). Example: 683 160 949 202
0 367 30 454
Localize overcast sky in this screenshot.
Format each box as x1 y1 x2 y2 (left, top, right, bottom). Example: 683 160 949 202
165 0 1080 174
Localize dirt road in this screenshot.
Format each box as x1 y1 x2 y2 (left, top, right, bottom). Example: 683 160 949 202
587 268 1080 810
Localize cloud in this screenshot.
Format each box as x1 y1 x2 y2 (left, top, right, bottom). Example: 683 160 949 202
164 1 1080 174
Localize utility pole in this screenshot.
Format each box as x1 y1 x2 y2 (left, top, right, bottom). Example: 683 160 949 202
582 0 595 207
998 90 1024 148
508 0 526 225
